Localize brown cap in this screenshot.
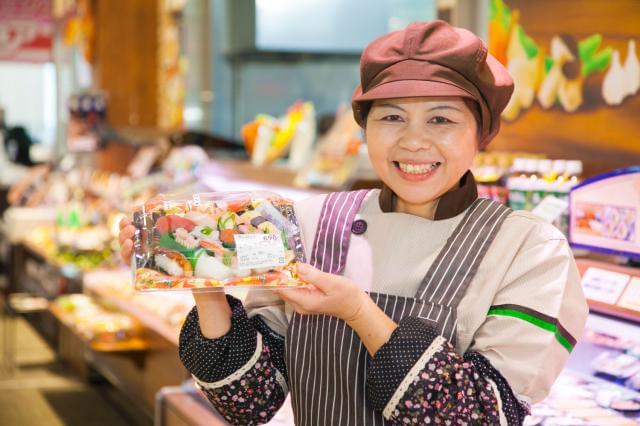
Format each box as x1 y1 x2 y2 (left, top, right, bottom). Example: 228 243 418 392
352 20 514 148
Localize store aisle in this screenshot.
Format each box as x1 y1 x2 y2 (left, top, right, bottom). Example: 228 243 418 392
0 314 150 426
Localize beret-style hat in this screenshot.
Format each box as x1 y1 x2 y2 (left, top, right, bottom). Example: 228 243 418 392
352 20 514 148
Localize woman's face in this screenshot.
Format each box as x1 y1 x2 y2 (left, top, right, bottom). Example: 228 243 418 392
365 97 478 210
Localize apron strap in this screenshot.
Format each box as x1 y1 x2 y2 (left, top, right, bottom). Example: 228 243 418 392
416 198 512 306
309 190 370 274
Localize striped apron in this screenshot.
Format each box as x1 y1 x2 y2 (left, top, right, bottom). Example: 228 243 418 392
285 191 511 425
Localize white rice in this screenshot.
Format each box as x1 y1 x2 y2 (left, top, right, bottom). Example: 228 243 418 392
155 254 184 276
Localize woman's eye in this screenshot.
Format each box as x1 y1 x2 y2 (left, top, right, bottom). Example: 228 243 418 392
380 114 403 122
428 116 453 124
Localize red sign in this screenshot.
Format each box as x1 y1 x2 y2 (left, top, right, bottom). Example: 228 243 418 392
0 0 53 63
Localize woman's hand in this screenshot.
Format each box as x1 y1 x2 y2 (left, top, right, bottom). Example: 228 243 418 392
276 263 398 355
118 218 135 265
275 263 368 322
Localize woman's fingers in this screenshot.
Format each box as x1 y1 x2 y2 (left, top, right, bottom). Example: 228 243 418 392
118 225 135 246
296 263 339 292
119 217 131 230
118 221 135 266
120 239 133 265
275 287 321 312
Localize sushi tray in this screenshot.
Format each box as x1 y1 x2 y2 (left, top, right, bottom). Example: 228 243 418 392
132 191 307 291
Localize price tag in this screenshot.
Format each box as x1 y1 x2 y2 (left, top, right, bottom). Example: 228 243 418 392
235 233 286 270
531 195 569 223
581 267 631 305
618 277 640 312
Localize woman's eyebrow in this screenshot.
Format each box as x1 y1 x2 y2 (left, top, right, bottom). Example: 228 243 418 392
428 105 462 112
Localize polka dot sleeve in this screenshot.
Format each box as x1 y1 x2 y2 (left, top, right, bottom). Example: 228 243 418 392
367 316 525 425
179 295 258 383
179 295 290 425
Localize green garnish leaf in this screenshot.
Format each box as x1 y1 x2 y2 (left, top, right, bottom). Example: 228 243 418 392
159 233 198 258
201 226 213 236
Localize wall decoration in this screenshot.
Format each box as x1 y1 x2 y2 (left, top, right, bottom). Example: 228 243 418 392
0 0 53 63
488 0 640 176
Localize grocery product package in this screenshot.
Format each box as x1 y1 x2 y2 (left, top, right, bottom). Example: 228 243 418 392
132 191 307 291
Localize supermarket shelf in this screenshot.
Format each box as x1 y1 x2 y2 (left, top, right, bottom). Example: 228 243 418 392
21 238 65 269
576 257 640 324
156 387 228 426
576 258 640 278
84 285 181 346
49 302 155 352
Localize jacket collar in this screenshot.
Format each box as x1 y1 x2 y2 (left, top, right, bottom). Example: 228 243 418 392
378 170 478 220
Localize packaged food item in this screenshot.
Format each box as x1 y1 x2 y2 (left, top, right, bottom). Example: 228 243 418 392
242 102 316 168
54 295 138 343
584 329 636 351
591 352 640 380
608 398 640 412
132 191 307 291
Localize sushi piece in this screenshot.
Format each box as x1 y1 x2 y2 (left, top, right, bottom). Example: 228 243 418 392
237 210 260 226
258 221 279 234
155 249 193 277
250 216 267 228
184 212 217 228
220 229 238 248
217 211 237 231
230 257 252 278
195 253 234 280
227 199 252 213
156 215 196 234
174 227 199 249
199 240 229 257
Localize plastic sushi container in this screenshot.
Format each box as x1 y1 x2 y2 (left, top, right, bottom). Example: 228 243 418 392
132 191 307 291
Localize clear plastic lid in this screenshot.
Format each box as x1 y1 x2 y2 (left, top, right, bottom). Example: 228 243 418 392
131 191 307 291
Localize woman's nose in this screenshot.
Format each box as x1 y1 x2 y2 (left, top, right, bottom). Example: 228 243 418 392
397 123 433 151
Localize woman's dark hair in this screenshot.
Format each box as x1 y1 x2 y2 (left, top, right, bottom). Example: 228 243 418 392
462 98 482 142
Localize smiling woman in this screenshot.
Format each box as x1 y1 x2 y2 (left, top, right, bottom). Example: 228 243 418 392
117 19 590 426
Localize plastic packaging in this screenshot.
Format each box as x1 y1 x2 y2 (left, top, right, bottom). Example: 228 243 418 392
132 191 307 291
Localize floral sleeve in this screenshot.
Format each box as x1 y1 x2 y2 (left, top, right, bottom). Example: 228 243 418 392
179 295 288 425
366 317 529 425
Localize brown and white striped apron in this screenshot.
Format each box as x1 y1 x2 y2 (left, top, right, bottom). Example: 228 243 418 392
285 191 511 425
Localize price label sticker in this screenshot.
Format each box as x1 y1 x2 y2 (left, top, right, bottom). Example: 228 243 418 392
581 267 631 305
235 233 286 270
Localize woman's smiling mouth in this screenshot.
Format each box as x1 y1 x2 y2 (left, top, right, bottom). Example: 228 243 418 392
392 161 442 180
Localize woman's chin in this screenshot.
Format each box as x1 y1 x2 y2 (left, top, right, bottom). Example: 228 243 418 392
392 185 442 207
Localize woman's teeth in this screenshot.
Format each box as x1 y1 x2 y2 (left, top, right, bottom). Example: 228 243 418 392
396 162 441 174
